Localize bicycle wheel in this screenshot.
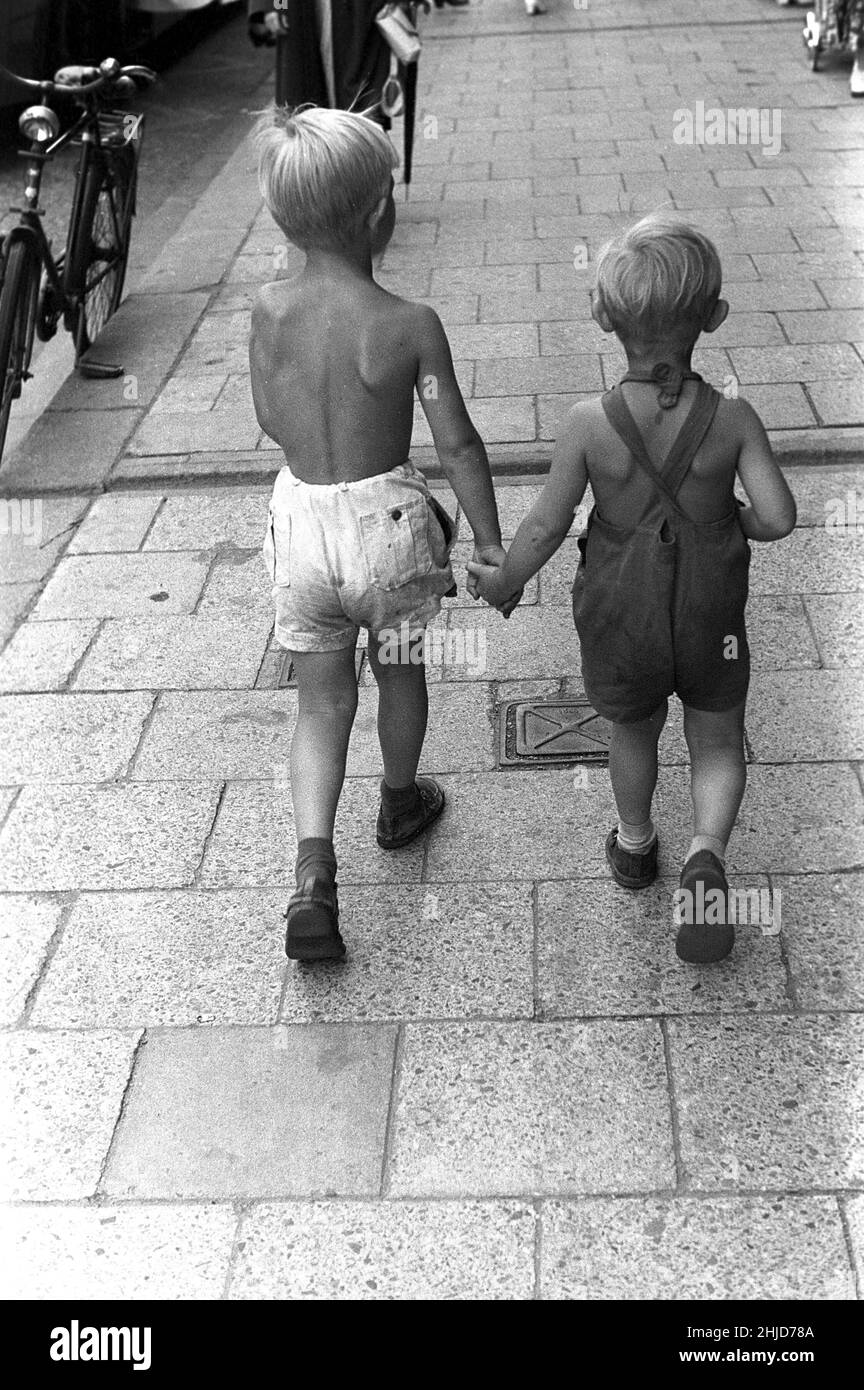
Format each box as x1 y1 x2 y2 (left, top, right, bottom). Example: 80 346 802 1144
66 139 138 357
0 240 39 463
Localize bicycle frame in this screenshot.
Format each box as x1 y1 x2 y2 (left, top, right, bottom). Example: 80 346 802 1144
0 104 113 325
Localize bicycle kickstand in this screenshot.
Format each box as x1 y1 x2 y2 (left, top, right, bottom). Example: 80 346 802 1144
77 356 124 380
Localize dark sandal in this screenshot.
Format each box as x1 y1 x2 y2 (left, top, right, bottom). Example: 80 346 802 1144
675 850 734 964
284 876 345 961
376 777 446 850
605 827 658 889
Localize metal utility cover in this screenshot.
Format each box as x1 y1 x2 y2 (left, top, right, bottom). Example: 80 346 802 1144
499 700 611 768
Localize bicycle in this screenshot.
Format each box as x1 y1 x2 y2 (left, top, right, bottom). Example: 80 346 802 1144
0 56 156 462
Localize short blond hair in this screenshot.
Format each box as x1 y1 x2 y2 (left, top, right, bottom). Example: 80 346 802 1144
252 104 398 249
594 215 722 342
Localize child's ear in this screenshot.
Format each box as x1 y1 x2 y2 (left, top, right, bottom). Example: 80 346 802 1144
367 192 389 231
590 293 614 334
704 298 729 334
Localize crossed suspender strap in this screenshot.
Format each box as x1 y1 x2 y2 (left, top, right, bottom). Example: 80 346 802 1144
600 380 720 522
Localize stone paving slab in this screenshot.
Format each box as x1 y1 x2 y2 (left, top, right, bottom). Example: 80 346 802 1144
669 1015 864 1191
0 1029 140 1201
132 690 295 781
423 764 864 880
536 877 785 1020
73 614 272 692
67 495 162 555
776 872 864 1012
387 1020 674 1197
0 692 152 784
0 585 37 647
745 671 864 762
229 1200 535 1301
347 684 495 776
0 411 143 493
198 553 273 617
805 595 864 669
847 1194 864 1291
47 294 210 415
0 895 64 1026
445 608 580 683
0 496 89 584
0 1203 237 1301
540 1197 855 1301
279 883 533 1024
748 530 864 595
102 1026 396 1200
31 553 210 620
199 778 425 889
143 493 267 551
0 621 98 693
0 782 222 892
29 890 286 1029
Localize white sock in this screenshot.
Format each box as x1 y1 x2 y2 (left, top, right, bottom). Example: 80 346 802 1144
687 833 726 864
617 818 656 853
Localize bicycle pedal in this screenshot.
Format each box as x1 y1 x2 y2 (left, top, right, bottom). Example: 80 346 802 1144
77 359 124 380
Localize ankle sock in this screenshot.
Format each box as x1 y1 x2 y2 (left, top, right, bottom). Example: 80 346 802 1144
617 818 656 853
380 779 420 815
295 837 337 887
687 833 726 864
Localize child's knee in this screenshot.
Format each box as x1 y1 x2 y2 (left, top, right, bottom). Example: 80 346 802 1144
684 705 745 755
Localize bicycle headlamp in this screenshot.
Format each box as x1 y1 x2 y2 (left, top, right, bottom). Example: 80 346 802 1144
19 106 60 145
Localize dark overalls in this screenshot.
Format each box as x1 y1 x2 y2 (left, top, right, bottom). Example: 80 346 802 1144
572 376 751 724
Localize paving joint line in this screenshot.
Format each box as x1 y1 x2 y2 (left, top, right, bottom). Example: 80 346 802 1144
61 618 106 694
120 690 162 782
532 1198 542 1301
189 780 229 888
4 1187 863 1210
836 1196 862 1300
93 1028 148 1202
18 891 79 1027
219 1202 250 1302
378 1024 405 1200
660 1017 685 1194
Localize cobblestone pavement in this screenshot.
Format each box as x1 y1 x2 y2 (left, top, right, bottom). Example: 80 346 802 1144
1 0 863 1300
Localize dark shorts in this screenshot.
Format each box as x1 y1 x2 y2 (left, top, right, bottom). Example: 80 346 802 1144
572 507 751 724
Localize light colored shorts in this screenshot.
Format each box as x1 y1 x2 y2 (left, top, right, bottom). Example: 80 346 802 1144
263 462 457 653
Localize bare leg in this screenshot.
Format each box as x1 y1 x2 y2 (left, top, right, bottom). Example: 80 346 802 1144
682 701 746 857
367 633 428 787
288 646 358 841
608 701 668 825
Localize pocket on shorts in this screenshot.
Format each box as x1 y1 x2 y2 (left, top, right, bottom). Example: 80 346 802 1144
358 496 433 591
263 507 291 586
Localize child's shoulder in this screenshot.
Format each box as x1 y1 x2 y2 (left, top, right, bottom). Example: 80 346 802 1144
712 390 770 441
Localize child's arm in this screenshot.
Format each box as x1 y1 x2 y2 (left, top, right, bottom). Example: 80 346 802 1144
414 306 502 554
467 403 590 609
733 399 797 540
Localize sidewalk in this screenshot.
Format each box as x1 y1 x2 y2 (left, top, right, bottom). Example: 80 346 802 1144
1 0 863 1300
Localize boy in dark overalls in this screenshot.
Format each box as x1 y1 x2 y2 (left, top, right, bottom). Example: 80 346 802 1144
469 215 796 964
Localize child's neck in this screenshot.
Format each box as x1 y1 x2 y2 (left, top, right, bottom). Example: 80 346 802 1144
303 241 375 282
622 341 695 376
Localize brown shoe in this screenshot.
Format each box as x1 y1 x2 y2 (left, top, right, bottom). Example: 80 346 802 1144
284 876 345 961
376 777 446 850
605 827 658 889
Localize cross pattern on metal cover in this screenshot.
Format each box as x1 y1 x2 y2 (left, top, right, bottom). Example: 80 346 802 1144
499 700 611 768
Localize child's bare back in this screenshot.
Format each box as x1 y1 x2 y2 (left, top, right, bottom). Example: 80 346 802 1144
571 383 777 530
250 272 427 484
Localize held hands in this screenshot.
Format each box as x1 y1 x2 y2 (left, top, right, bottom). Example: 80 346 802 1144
466 544 522 619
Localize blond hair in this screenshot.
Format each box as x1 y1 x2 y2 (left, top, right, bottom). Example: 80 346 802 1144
594 215 722 342
252 104 398 249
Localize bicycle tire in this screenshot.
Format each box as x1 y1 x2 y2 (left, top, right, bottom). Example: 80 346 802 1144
0 240 40 463
66 137 138 357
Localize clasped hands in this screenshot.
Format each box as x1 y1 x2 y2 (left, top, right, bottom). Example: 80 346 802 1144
465 543 522 619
